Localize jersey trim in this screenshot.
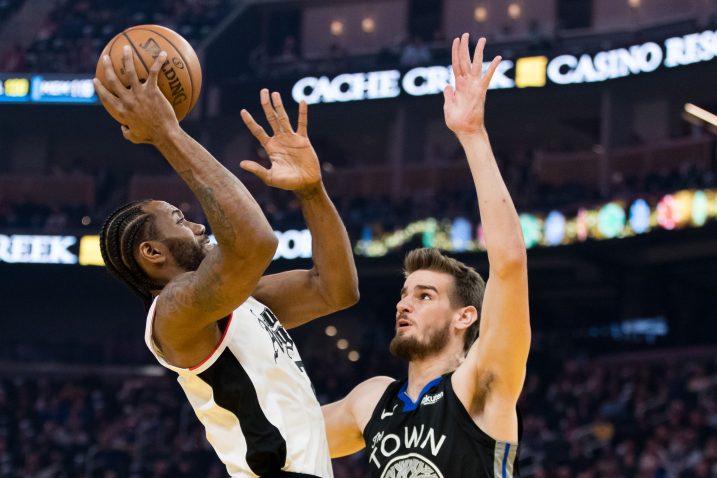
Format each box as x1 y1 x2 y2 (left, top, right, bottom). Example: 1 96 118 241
188 313 234 371
397 376 443 412
145 296 238 375
493 442 517 478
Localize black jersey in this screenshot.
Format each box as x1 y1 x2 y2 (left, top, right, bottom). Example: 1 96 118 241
362 372 520 478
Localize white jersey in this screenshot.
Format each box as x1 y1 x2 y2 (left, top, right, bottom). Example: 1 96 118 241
144 296 333 478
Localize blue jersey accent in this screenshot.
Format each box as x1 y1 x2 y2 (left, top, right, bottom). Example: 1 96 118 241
502 443 511 478
398 376 444 412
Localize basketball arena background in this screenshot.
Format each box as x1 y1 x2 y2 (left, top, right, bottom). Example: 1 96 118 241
1 0 717 476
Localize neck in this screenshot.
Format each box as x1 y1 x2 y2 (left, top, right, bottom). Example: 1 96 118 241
405 349 464 400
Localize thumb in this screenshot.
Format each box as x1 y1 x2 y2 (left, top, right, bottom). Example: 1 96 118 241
240 160 271 183
443 85 454 104
121 125 139 144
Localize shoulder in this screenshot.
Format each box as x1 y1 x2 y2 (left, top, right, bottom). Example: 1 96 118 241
354 375 396 398
348 376 396 430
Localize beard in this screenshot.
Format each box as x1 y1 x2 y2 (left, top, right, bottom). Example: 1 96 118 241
389 322 451 361
163 237 206 272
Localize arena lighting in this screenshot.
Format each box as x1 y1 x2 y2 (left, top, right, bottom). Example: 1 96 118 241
337 339 349 350
353 188 717 257
473 6 487 23
361 17 375 33
330 20 344 36
348 351 360 362
684 103 717 133
507 3 521 20
325 325 338 337
628 0 641 8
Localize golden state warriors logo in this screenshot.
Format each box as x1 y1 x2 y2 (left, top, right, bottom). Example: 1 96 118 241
380 453 444 478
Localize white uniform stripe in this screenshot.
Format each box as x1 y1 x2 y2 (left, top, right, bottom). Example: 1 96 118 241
493 442 505 478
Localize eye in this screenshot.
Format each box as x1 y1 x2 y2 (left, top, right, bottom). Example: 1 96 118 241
420 293 431 300
177 217 185 225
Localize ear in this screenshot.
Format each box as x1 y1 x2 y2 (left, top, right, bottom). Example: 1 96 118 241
454 305 478 331
137 240 167 266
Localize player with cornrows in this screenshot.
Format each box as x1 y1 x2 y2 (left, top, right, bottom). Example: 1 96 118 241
95 46 358 477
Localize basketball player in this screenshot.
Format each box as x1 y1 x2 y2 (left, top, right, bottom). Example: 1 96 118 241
93 47 358 477
322 35 529 477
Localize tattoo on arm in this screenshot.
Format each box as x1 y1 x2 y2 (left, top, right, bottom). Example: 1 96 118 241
179 169 237 244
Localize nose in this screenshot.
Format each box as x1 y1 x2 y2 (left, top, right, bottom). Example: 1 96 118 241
396 295 412 314
191 222 206 236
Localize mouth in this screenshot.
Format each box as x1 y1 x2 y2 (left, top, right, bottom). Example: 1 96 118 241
396 317 412 331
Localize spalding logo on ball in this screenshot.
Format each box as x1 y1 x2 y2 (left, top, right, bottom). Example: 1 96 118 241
95 24 202 121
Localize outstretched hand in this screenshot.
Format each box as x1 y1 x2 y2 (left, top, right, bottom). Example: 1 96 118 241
240 89 321 196
443 34 501 141
93 46 178 144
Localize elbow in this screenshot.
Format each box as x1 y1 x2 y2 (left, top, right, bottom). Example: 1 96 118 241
255 230 279 264
330 285 360 312
324 278 360 313
344 285 361 308
341 270 361 308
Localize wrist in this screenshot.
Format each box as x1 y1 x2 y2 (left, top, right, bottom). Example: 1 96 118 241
296 181 324 200
455 127 489 146
152 122 184 149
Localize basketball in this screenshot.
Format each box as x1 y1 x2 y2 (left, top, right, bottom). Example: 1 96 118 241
95 25 202 121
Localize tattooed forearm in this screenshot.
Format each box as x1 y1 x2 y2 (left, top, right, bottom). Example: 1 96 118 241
150 126 277 334
179 169 237 244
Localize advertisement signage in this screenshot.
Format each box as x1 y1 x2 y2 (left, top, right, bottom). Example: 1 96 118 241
0 74 97 104
0 229 312 265
292 28 717 105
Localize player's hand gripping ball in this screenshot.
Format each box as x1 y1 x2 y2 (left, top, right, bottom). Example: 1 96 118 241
95 24 202 121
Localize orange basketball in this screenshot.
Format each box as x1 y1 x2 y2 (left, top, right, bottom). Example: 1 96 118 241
95 25 202 121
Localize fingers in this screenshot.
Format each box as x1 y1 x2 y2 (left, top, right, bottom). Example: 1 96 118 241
271 92 293 133
459 33 472 77
297 100 308 137
147 51 167 87
93 77 122 112
481 56 502 89
260 88 281 134
121 45 140 89
451 37 461 77
239 160 271 184
473 37 485 73
240 109 270 146
101 55 129 99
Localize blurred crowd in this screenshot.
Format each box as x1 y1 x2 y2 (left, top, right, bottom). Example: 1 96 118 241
0 345 715 477
521 356 717 478
0 0 231 72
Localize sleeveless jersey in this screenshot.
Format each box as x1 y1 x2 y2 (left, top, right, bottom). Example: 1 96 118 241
145 296 333 478
363 372 520 478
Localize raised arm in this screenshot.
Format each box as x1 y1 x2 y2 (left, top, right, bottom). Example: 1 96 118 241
447 36 530 441
94 48 277 334
241 90 359 328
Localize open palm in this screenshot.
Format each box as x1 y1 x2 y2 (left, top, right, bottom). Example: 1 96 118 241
443 35 501 140
241 89 321 192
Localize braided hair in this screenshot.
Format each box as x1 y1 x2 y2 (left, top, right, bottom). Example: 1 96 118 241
100 200 165 310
